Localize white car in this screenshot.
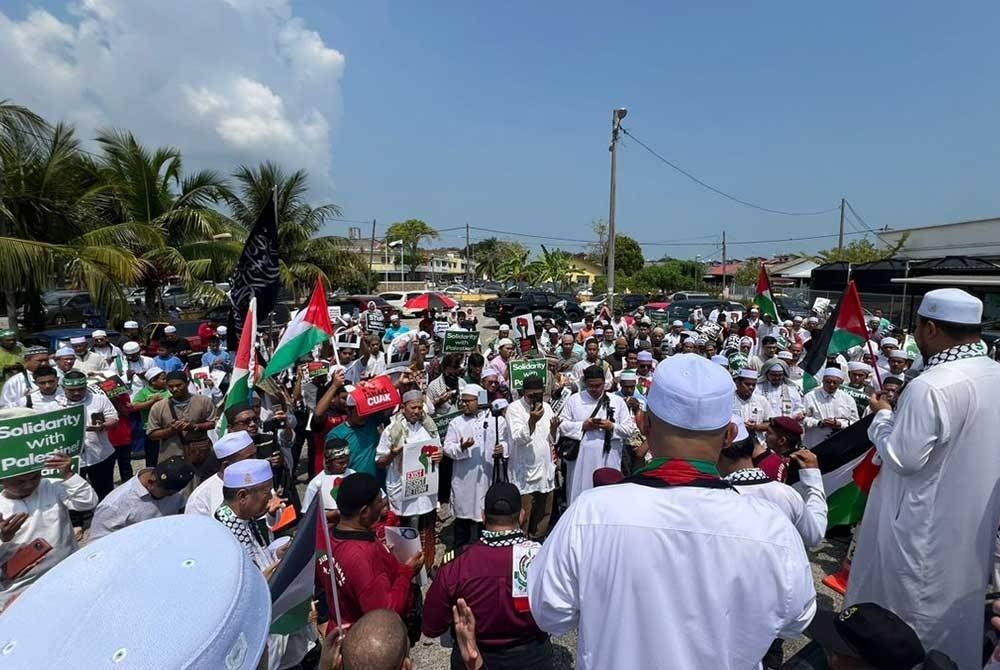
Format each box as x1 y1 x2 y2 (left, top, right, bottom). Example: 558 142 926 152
441 285 471 296
379 291 426 315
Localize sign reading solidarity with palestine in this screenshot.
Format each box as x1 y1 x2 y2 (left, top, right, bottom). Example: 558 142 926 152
403 439 440 502
350 375 401 417
442 330 480 354
508 359 548 391
0 406 85 478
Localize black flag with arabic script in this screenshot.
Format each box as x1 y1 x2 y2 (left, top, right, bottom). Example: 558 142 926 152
227 193 280 349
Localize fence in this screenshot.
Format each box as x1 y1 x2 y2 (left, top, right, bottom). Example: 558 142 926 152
728 284 915 330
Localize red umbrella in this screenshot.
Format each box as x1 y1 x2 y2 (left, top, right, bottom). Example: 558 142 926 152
403 292 458 312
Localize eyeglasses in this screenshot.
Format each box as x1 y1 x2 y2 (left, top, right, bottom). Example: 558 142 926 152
234 416 259 426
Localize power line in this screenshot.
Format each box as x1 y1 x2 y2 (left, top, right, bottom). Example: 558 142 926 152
619 127 842 217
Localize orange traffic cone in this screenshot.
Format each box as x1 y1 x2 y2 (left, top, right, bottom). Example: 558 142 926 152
823 526 857 595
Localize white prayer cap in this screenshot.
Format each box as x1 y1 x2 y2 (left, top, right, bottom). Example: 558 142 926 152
164 325 177 334
792 316 803 323
711 355 730 367
123 320 139 329
594 328 604 336
637 351 654 363
739 336 754 346
498 324 511 331
671 320 684 327
461 384 484 398
548 328 559 334
646 354 734 431
213 430 254 459
92 329 107 338
222 458 272 489
216 325 227 336
480 368 499 380
783 320 793 327
767 363 784 373
888 349 909 360
777 350 793 361
619 370 637 382
822 367 845 380
70 336 86 345
731 414 749 442
122 341 141 355
737 368 758 379
0 515 270 668
55 347 75 358
918 287 982 325
880 337 899 348
496 338 515 348
401 389 424 404
145 366 165 381
847 362 871 373
750 307 759 313
808 316 819 324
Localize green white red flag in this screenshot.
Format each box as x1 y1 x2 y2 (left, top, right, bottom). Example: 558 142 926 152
754 265 780 323
219 296 257 433
800 281 870 392
262 277 334 379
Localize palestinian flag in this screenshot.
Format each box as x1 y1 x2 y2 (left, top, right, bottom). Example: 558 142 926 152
754 264 780 324
788 414 879 528
800 281 869 392
262 277 333 379
270 495 324 634
218 297 257 434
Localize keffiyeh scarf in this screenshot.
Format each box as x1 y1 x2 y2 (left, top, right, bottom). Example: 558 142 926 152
480 528 527 548
923 340 988 370
723 467 772 485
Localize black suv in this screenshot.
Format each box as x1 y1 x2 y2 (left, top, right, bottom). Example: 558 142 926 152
484 291 583 323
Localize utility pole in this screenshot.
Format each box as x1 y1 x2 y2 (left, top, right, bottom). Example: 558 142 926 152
838 198 846 252
368 219 377 280
465 222 471 286
606 108 627 312
721 230 727 297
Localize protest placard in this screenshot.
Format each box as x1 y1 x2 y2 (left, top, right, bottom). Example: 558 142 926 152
510 314 539 356
508 359 548 391
97 375 130 399
442 330 479 354
0 406 85 479
402 438 441 502
350 375 401 417
384 331 416 373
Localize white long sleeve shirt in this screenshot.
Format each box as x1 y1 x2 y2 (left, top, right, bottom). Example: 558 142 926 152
64 391 119 466
0 372 34 409
504 398 556 496
847 354 1000 670
0 474 97 609
557 391 636 504
801 388 859 448
528 483 816 670
443 412 506 520
377 418 435 517
185 474 224 517
726 467 828 548
732 392 772 444
754 381 804 420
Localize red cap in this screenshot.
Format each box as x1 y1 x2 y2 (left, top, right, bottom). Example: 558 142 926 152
771 416 803 436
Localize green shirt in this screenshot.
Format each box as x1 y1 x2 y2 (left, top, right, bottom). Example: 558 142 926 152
329 418 381 477
132 386 170 425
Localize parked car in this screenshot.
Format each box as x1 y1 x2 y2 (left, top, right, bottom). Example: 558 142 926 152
670 291 712 302
144 322 205 365
22 291 106 329
329 295 395 321
379 291 426 316
639 302 673 324
581 293 646 315
23 328 121 352
484 291 583 323
666 299 746 325
441 285 471 296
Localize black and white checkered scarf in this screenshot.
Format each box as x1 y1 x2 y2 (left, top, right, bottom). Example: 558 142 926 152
923 340 988 370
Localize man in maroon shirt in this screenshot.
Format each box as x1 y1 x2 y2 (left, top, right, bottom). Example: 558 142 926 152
752 415 803 483
422 482 553 670
330 473 423 631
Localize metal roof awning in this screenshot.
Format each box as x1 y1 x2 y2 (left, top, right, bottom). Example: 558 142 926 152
891 274 1000 287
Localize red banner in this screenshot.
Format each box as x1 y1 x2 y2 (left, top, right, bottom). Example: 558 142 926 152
350 374 400 417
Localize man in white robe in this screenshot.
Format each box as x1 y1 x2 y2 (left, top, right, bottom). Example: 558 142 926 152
557 364 636 504
0 346 51 408
529 354 815 670
801 367 859 448
754 359 804 421
505 374 557 541
732 368 772 444
443 385 505 548
847 288 1000 669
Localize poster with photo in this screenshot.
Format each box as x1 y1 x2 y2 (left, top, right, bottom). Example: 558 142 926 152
510 313 539 357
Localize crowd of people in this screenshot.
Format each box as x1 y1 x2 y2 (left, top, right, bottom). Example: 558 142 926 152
0 287 997 669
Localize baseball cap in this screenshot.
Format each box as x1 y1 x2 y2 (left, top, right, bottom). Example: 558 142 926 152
152 456 196 492
805 603 925 669
645 354 734 431
0 515 271 668
484 482 521 516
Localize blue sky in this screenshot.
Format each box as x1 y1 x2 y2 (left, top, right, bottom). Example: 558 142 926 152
5 1 1000 262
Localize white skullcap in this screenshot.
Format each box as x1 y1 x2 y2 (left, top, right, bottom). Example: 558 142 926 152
777 350 793 360
888 349 909 360
737 369 758 380
461 384 484 399
69 337 86 345
917 287 982 325
163 325 177 334
480 368 499 380
401 389 424 404
55 347 75 358
548 328 559 334
594 328 604 336
847 362 871 373
123 320 139 329
496 338 515 348
213 430 254 459
783 320 793 327
711 355 730 367
880 337 899 348
498 324 510 331
750 307 759 312
792 316 802 322
145 366 164 380
637 351 653 363
92 329 107 338
671 320 683 327
222 459 272 489
739 336 753 346
122 341 141 355
767 363 784 373
645 354 734 431
216 325 227 335
731 414 749 442
822 367 845 380
619 370 637 382
808 316 819 324
0 515 270 669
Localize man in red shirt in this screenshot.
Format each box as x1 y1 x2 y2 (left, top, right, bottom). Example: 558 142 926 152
753 416 803 483
422 482 552 669
197 317 219 343
330 473 423 630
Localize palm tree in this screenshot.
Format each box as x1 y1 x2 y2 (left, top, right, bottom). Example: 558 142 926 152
225 162 369 299
0 114 148 324
536 245 576 289
496 247 533 285
91 129 238 314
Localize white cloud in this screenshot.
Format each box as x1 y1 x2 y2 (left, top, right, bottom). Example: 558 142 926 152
0 0 345 193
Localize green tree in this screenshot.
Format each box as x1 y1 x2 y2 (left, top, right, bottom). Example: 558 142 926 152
496 246 532 285
733 259 761 288
630 259 706 295
226 162 367 300
813 236 908 265
614 234 645 276
386 219 438 275
587 218 609 266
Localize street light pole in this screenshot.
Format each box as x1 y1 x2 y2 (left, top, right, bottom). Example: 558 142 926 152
607 108 627 313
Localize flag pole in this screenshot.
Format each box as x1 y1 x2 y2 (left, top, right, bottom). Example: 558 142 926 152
319 510 344 634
